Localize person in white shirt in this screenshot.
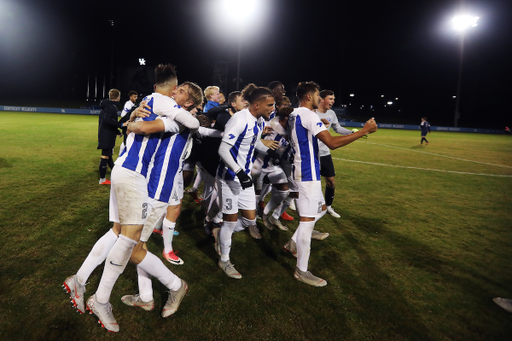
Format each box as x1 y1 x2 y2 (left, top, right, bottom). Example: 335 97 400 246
315 89 353 219
215 83 279 279
286 82 377 287
121 91 138 118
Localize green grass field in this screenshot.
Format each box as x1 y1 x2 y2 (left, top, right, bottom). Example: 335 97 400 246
1 111 511 341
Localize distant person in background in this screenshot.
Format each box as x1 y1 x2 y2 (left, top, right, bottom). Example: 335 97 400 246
420 117 431 145
203 86 221 112
119 91 138 155
315 90 353 219
121 91 138 118
219 92 226 105
97 89 125 185
505 126 510 135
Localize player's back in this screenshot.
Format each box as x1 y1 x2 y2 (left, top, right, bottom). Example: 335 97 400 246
288 107 326 182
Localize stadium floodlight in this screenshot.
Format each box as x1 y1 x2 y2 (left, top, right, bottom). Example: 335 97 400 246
451 14 479 127
220 0 265 90
139 58 146 66
387 101 393 105
349 93 355 97
222 0 258 25
451 15 479 32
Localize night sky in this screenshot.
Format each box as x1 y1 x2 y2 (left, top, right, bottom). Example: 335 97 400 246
1 0 511 127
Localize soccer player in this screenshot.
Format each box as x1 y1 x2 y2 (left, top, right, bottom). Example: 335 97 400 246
286 82 377 287
119 82 201 314
64 64 195 332
215 84 279 279
121 91 138 118
420 117 431 145
119 91 138 155
97 89 124 185
258 106 294 231
316 90 354 219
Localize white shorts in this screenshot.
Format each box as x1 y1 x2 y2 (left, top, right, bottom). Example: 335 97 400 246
296 180 325 218
280 159 298 192
262 166 287 185
109 166 149 225
217 177 256 214
168 170 184 206
140 198 168 243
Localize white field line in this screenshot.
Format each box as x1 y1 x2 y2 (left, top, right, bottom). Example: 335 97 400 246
332 158 512 178
358 141 512 169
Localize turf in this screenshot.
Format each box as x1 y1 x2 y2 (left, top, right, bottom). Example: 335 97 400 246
0 111 511 340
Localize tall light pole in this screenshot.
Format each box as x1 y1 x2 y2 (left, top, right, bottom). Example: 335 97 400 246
221 0 259 90
451 15 479 127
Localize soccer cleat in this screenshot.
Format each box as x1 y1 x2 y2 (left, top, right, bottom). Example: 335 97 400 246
289 199 296 211
311 230 330 241
294 267 327 287
218 259 242 279
283 239 297 257
262 214 274 230
281 211 294 221
212 227 221 256
99 178 111 185
493 297 512 313
86 295 119 333
269 215 288 231
326 206 341 218
162 280 189 318
153 228 163 236
163 249 184 265
63 275 86 314
121 294 155 311
248 225 262 239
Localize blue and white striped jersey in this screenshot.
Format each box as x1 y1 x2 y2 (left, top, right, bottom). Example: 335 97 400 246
288 107 327 182
146 123 194 203
217 108 265 181
115 93 187 178
257 117 289 170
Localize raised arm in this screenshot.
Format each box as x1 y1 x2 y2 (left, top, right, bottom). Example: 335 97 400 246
316 118 377 150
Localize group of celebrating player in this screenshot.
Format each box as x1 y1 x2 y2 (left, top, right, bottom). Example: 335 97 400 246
63 63 377 332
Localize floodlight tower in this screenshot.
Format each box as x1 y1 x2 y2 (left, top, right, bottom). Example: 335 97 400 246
222 0 258 90
451 15 479 127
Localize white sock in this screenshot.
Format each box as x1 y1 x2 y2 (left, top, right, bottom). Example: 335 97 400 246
264 188 289 216
95 234 137 303
314 209 327 223
162 218 175 254
296 221 315 272
220 221 237 262
273 196 292 220
233 218 245 232
76 229 118 286
192 167 205 191
137 266 154 302
259 182 272 203
138 251 181 291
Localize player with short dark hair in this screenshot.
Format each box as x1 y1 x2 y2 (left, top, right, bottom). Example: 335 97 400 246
316 89 353 219
215 83 278 279
285 81 377 287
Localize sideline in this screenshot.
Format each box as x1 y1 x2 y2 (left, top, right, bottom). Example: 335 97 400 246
332 158 512 178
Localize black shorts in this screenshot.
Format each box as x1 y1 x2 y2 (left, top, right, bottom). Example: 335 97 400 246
320 155 336 177
101 148 113 157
